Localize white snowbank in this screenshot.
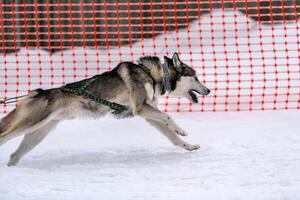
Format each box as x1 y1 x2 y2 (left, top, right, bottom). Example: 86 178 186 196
1 10 299 112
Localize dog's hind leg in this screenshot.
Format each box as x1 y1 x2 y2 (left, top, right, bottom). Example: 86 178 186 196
0 109 18 145
0 114 52 147
0 89 55 146
7 120 60 167
145 119 200 151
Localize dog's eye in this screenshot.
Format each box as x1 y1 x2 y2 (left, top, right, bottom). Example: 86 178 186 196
194 77 199 81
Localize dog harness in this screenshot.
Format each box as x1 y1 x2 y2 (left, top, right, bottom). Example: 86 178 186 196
60 77 128 114
1 61 181 114
60 61 177 114
0 61 180 115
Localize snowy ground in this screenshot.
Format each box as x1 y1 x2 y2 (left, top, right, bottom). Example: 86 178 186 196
0 111 299 200
0 9 299 200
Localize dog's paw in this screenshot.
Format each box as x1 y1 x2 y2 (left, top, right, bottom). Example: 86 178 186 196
7 158 16 167
7 153 19 167
183 144 200 151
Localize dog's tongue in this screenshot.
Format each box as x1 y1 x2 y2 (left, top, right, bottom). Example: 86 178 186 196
189 90 198 103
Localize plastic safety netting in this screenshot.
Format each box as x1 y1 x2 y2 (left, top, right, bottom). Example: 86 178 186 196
0 0 299 113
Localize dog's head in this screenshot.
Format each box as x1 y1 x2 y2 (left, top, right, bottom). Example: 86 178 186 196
166 53 210 103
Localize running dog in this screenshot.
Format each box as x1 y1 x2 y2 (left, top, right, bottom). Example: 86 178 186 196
0 52 210 166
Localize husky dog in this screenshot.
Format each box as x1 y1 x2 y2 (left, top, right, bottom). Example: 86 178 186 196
0 52 210 166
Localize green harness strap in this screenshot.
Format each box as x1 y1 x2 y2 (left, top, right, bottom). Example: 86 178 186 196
60 77 128 114
60 63 164 114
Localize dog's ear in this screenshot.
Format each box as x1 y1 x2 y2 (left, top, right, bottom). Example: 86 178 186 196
172 52 182 67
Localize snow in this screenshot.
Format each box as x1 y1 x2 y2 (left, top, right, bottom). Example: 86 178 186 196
0 111 300 200
0 9 300 200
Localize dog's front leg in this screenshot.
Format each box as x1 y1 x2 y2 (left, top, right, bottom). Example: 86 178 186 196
139 105 187 136
145 118 200 151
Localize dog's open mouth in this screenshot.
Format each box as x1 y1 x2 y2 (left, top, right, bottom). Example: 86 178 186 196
189 90 200 103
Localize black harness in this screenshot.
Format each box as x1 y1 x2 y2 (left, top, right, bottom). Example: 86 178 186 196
60 62 183 114
60 77 128 114
0 61 185 114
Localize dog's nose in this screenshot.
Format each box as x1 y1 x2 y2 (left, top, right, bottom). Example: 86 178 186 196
206 89 211 95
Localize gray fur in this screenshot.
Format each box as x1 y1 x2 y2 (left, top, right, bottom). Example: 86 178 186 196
0 52 210 166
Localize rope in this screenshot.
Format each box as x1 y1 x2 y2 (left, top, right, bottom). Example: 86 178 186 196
0 94 28 105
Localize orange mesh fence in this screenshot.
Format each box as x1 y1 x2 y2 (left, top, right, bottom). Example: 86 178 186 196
0 0 299 113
